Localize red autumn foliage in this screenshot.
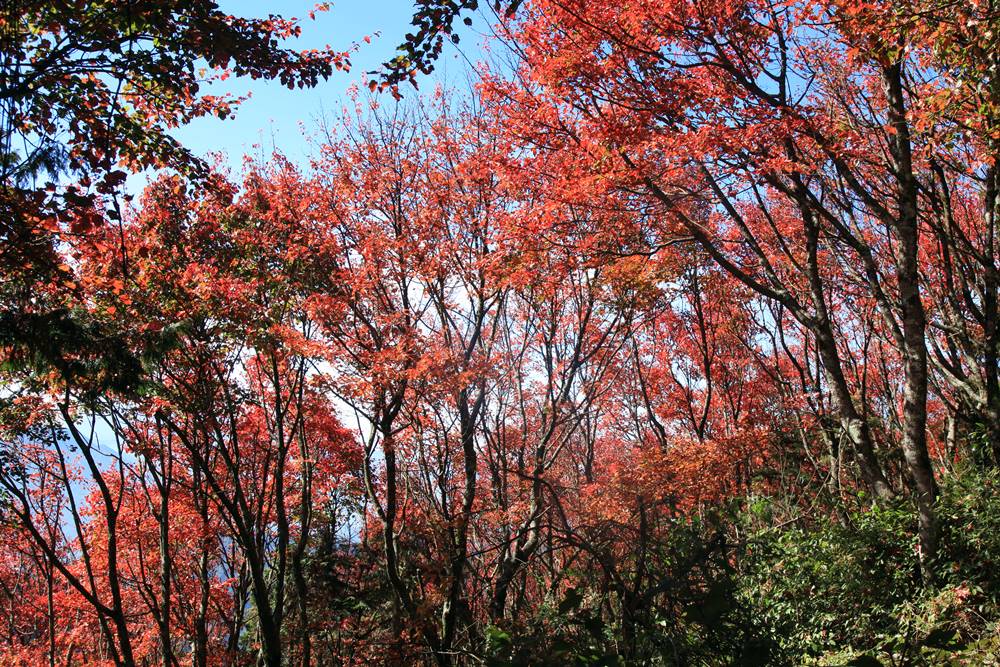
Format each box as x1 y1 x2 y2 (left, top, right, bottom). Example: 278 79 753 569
3 0 1000 664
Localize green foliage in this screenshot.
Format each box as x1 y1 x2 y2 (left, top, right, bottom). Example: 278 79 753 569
740 467 1000 665
936 465 1000 585
741 503 919 659
0 308 144 396
0 307 192 398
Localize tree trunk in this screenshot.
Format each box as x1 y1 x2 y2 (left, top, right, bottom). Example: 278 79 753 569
884 60 938 578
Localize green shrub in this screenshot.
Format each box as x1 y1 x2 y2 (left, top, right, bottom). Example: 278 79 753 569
740 467 1000 665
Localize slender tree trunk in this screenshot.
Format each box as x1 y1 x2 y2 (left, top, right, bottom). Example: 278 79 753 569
158 488 172 667
194 549 210 667
192 466 210 667
249 558 283 667
983 161 1000 466
46 560 55 667
440 388 481 660
786 165 895 501
884 61 938 577
812 325 895 500
491 482 543 620
293 427 314 667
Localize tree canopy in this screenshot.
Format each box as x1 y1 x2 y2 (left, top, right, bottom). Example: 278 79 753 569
2 1 1000 665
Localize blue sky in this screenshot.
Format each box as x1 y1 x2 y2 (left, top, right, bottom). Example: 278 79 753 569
152 0 485 187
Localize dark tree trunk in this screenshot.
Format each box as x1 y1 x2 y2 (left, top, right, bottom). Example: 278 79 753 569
884 61 939 578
